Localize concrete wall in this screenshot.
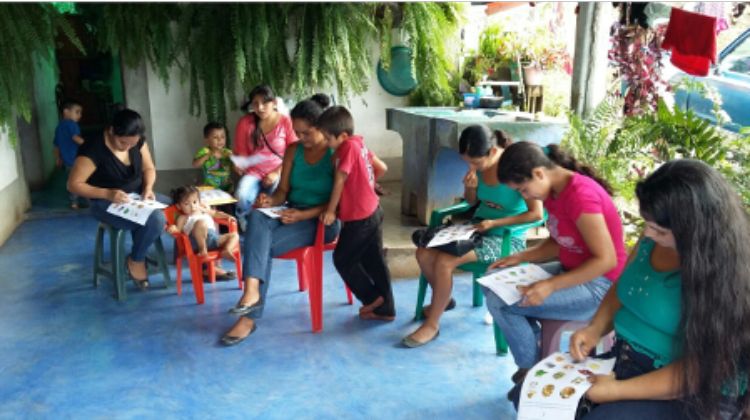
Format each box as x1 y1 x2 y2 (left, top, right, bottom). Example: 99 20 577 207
0 126 31 247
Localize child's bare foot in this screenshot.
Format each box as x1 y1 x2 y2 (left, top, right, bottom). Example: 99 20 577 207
358 296 384 315
199 248 209 257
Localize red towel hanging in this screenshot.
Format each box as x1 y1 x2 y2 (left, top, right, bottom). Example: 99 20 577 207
661 7 717 76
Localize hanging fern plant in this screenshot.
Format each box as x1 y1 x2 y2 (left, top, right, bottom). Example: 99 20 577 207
0 4 82 143
78 3 179 87
177 3 290 123
288 3 377 101
397 3 463 106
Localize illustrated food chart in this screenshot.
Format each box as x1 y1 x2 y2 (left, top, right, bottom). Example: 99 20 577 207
518 352 615 420
476 264 552 305
426 224 476 248
107 193 167 225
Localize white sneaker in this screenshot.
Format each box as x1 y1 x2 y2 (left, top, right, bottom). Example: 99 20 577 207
484 311 494 325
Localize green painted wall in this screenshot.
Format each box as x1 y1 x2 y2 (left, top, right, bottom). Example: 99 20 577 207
32 51 61 179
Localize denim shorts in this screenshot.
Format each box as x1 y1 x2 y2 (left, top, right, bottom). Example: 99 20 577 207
189 229 220 253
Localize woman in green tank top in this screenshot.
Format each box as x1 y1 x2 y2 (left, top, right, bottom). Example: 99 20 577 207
568 160 749 419
403 125 544 348
221 94 341 346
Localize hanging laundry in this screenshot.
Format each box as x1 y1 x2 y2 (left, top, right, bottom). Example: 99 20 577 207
661 7 717 76
694 2 730 33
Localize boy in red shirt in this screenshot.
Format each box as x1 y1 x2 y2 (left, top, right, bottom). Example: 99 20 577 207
318 106 395 321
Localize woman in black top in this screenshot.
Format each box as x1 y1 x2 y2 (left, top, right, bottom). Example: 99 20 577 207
68 109 163 289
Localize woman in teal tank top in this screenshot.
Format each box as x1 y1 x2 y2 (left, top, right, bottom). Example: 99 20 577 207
221 94 341 346
403 125 544 347
568 160 750 419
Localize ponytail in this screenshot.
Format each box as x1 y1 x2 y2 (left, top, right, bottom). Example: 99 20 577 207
498 141 613 195
459 125 513 157
494 130 513 149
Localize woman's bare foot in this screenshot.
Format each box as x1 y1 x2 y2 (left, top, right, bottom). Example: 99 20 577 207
127 257 147 280
220 317 257 346
405 323 440 345
235 288 260 308
224 317 255 337
358 296 384 315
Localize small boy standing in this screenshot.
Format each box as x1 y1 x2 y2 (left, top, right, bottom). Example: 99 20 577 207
193 122 234 192
53 99 85 209
318 106 395 321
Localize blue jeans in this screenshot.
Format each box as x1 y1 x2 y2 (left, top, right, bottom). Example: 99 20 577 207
235 175 278 220
89 198 167 262
482 261 611 368
242 209 340 319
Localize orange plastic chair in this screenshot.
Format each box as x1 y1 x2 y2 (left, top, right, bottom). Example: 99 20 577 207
164 205 243 304
275 220 353 333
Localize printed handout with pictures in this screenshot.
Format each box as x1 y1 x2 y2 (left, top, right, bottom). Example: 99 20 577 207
230 154 265 171
518 352 616 420
257 206 288 219
199 188 237 206
426 224 477 248
476 264 552 305
107 193 167 225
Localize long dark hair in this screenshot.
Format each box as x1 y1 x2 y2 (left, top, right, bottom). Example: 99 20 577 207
497 141 613 195
290 93 331 125
636 160 750 418
458 125 513 157
242 84 276 150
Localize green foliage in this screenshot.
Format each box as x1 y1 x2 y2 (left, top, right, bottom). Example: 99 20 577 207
0 4 82 143
289 4 376 101
618 98 750 205
400 3 463 106
176 4 290 123
80 4 178 87
2 3 467 134
561 96 638 199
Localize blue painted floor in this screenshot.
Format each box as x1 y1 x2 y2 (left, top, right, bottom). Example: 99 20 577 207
0 210 518 419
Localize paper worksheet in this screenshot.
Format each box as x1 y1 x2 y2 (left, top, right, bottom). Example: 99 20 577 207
518 352 616 420
106 193 167 225
199 188 237 206
476 264 552 305
425 224 477 248
257 206 288 219
230 154 266 171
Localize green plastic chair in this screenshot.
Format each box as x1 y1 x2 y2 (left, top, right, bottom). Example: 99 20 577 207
413 201 546 356
93 223 171 300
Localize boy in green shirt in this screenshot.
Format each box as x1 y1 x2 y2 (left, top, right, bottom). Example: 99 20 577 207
193 122 233 192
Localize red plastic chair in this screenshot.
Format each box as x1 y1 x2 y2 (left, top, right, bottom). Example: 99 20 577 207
165 205 243 304
275 220 353 333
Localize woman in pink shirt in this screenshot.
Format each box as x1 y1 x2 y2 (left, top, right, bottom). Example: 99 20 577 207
482 141 627 395
233 85 297 229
